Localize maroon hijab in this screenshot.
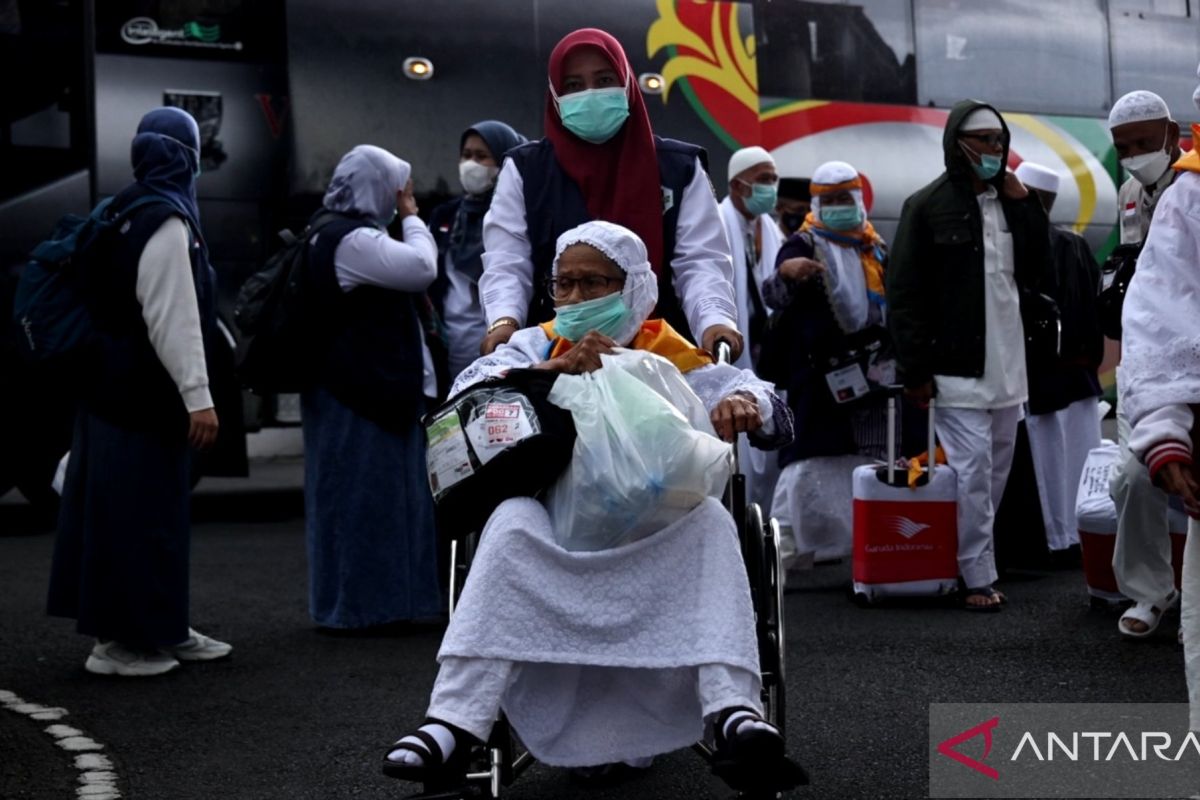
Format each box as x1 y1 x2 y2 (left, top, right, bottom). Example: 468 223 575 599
545 29 665 274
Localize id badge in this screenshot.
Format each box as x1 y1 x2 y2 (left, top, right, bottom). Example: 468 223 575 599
825 363 870 404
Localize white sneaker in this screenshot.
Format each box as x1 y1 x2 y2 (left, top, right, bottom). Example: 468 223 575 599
164 628 232 662
85 641 180 677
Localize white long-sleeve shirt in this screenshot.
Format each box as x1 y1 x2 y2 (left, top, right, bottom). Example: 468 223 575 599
933 186 1027 409
331 216 439 397
479 157 737 338
135 216 211 413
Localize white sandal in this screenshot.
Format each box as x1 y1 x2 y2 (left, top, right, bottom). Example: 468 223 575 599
1119 590 1179 639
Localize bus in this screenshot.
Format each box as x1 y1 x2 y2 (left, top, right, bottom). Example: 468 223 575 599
3 0 1197 505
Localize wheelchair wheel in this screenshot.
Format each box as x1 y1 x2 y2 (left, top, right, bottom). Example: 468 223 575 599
760 517 787 740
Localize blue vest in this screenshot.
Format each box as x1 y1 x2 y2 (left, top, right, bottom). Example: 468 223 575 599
83 184 215 435
508 136 707 342
307 213 428 431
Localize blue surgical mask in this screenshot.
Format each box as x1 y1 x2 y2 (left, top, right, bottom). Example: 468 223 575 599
553 291 632 342
820 204 863 230
555 87 630 144
741 182 777 217
960 141 1003 180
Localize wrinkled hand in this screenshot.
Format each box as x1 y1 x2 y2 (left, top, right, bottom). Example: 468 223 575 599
905 381 934 409
188 407 219 451
542 331 617 375
480 325 516 355
701 325 744 362
1002 170 1029 201
397 178 419 219
710 392 762 443
1159 462 1200 519
779 256 824 283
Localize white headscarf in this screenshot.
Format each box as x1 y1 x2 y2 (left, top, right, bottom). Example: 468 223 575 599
552 220 658 346
323 144 411 226
1108 90 1171 129
809 160 867 223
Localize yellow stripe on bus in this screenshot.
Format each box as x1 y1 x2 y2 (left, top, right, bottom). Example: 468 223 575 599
1007 113 1096 234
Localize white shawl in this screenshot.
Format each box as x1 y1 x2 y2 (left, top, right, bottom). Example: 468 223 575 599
718 196 782 371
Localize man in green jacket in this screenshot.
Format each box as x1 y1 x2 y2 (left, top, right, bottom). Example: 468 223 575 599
886 100 1053 611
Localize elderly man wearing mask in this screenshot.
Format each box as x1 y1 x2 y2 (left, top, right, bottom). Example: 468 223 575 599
718 145 784 511
1107 90 1186 639
384 220 802 796
478 28 741 362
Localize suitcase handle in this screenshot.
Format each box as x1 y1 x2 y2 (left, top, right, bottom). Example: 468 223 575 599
881 385 936 487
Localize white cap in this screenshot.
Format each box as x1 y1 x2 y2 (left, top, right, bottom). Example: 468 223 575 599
1014 162 1061 194
1108 90 1170 129
959 108 1003 132
727 146 775 181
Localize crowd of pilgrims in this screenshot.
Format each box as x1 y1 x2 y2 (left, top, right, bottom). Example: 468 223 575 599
42 22 1200 794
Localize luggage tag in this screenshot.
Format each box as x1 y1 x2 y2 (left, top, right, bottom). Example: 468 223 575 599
464 400 536 466
426 408 475 499
825 362 870 403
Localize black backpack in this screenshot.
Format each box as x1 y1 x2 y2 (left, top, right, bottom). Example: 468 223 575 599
1096 243 1140 340
12 195 170 366
424 368 576 539
232 211 352 394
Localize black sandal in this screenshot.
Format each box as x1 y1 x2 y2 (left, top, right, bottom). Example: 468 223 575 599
711 706 809 793
381 719 475 787
962 586 1006 613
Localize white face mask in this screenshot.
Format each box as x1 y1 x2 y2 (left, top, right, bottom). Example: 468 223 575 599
1120 129 1172 186
459 159 499 196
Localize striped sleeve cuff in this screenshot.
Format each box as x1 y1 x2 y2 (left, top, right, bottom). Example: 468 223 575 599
1146 439 1193 481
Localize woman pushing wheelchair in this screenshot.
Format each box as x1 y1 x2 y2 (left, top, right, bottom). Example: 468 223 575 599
382 221 804 795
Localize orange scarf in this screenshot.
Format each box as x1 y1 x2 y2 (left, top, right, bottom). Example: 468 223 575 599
1173 123 1200 175
800 213 887 305
539 318 713 374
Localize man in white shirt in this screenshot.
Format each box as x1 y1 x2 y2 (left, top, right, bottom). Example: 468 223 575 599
887 101 1054 610
1107 90 1185 638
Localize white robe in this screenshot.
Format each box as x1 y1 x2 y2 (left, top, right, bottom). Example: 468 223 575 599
1122 169 1200 729
440 326 780 764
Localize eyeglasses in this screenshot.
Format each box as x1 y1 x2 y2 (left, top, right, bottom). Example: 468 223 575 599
546 275 625 300
960 132 1006 148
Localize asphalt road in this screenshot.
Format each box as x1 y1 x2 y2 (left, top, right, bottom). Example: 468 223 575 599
0 464 1188 800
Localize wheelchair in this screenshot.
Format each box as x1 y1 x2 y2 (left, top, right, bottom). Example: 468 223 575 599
403 343 790 799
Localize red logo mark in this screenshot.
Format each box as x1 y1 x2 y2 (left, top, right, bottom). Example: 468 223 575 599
937 717 1000 780
255 94 290 139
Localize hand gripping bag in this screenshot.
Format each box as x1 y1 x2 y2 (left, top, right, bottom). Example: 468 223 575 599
424 368 576 539
545 350 732 552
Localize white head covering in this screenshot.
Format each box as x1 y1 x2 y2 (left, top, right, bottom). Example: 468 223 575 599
727 146 775 181
1014 162 1061 194
1108 90 1171 129
809 160 867 223
959 108 1004 132
323 144 411 226
552 220 658 345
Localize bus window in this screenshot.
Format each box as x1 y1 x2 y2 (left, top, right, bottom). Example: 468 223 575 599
0 0 87 205
755 0 916 108
1110 3 1200 122
914 0 1110 117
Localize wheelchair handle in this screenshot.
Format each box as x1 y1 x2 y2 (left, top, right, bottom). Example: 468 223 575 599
715 339 735 366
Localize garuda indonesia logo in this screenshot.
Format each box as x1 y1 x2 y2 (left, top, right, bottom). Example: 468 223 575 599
887 516 931 540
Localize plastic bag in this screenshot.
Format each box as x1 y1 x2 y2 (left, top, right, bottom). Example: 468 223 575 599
546 349 732 551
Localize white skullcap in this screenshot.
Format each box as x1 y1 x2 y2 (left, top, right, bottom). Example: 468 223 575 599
728 146 775 181
1014 162 1061 194
959 108 1004 132
811 160 860 187
1108 90 1170 129
553 220 658 345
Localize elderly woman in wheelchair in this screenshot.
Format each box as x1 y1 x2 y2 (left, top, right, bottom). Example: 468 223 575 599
384 221 804 795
